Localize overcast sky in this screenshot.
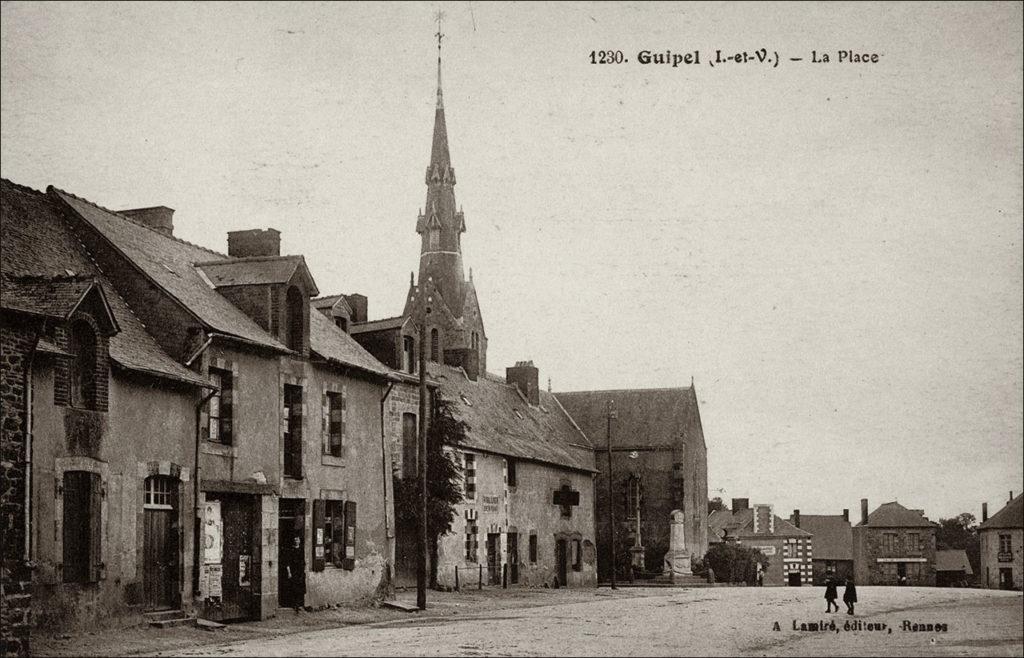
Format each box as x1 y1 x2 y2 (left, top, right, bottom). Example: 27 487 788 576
2 1 1021 520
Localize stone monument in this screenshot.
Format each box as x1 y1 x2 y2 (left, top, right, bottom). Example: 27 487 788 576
662 509 692 579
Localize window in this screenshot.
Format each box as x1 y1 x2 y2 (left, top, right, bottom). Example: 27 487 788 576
207 367 233 444
335 317 348 332
403 336 416 374
626 476 641 520
62 471 101 583
69 320 97 409
326 391 344 457
999 534 1012 554
429 227 440 250
506 458 517 488
463 453 476 501
529 533 538 563
906 562 921 579
402 413 417 479
313 499 357 571
285 286 304 352
571 539 582 571
144 476 175 509
906 533 919 554
284 384 303 478
430 328 439 362
465 521 478 562
825 560 837 574
882 532 898 554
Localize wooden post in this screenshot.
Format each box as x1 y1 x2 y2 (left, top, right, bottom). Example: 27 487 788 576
417 321 428 609
478 564 483 589
503 563 508 589
455 565 459 591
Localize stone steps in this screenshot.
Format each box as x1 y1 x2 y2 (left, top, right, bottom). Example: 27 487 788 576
144 609 196 628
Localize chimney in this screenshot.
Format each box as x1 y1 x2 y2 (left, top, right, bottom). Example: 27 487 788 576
506 360 540 405
793 509 800 528
731 498 749 512
842 508 849 522
344 294 368 323
982 502 988 523
860 498 869 526
119 206 174 236
1011 491 1016 503
227 228 281 258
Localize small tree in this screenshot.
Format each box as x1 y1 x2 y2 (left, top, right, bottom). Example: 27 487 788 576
703 543 769 584
708 497 728 515
937 512 980 580
393 394 468 588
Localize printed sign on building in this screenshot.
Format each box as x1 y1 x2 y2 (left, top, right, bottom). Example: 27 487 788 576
204 500 223 565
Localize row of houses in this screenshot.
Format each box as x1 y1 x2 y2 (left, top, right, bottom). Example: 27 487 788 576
707 494 1023 590
0 50 711 656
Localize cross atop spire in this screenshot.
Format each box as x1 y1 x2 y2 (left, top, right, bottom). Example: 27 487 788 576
434 10 445 109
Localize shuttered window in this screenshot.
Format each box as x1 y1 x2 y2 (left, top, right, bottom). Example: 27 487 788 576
324 390 345 457
311 499 357 571
62 471 102 583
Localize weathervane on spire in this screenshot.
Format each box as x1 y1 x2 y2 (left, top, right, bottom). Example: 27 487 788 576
434 10 445 109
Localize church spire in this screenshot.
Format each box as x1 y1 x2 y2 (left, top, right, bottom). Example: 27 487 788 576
435 12 444 110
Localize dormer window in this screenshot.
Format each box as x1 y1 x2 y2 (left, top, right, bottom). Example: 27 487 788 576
69 320 97 409
335 317 348 333
286 286 304 352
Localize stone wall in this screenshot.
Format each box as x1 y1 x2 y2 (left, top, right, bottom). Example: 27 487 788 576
853 526 937 586
979 527 1023 589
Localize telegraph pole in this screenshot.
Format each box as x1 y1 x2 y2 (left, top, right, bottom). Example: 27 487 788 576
417 318 428 609
606 398 617 590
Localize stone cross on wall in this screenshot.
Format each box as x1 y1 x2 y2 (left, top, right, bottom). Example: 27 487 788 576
552 484 580 517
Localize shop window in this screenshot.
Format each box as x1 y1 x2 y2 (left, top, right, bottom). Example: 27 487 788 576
207 367 233 444
313 499 357 571
62 471 102 583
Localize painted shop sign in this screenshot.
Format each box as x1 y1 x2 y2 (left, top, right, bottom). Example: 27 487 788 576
751 545 777 556
482 495 501 513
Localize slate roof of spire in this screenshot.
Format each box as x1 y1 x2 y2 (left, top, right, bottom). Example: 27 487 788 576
1 179 208 387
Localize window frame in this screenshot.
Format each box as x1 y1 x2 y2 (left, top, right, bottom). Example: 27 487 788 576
528 533 538 563
325 390 344 458
207 367 234 445
68 320 98 410
283 384 304 479
506 458 517 488
463 453 476 502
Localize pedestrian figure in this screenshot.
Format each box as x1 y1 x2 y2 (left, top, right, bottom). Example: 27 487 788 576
824 577 839 613
843 577 858 615
756 563 764 587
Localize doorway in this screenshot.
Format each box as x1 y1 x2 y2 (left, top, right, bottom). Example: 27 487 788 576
143 476 179 610
999 568 1013 590
555 538 568 587
486 533 501 585
788 572 802 586
507 533 519 585
278 498 307 608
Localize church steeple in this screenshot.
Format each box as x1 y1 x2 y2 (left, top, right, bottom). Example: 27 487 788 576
416 13 466 314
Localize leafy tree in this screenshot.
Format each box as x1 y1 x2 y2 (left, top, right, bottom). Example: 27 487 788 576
708 497 728 515
937 512 980 579
703 542 769 584
393 394 468 588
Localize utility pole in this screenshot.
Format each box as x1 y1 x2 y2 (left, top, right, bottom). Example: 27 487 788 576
606 398 617 590
417 317 428 609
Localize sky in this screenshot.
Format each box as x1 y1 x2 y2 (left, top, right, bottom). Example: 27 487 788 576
2 1 1022 521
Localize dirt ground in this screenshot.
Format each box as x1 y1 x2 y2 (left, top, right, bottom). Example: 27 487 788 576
34 586 1023 657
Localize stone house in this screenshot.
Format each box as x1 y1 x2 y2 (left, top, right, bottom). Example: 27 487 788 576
1 179 210 638
708 499 813 586
554 387 708 581
978 493 1023 590
852 499 938 586
934 549 973 587
789 509 853 585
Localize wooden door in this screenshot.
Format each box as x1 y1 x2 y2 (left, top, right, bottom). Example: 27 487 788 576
144 509 178 609
215 494 257 621
556 539 568 587
278 499 306 607
507 533 519 584
486 534 501 585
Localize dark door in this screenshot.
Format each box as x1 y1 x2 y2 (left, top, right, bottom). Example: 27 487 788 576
278 499 306 607
788 572 801 586
211 494 258 622
897 562 907 582
507 533 519 584
999 568 1013 590
144 509 179 609
486 533 501 585
556 539 568 587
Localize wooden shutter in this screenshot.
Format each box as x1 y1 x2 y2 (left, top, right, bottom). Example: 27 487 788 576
220 371 233 445
88 472 103 582
342 500 357 570
311 499 325 572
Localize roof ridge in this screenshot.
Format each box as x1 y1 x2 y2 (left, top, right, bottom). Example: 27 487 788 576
1 272 96 283
197 254 301 266
48 186 229 259
1 177 48 196
353 314 406 325
556 385 695 395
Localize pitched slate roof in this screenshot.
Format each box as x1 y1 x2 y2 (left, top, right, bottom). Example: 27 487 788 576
708 507 812 540
797 515 852 560
308 309 391 377
858 502 937 528
350 315 407 335
554 386 704 450
52 187 289 352
979 494 1024 530
935 549 973 574
1 179 208 387
1 275 104 321
428 363 596 473
197 255 318 294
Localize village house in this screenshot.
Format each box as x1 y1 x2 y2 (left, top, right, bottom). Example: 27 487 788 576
978 492 1023 590
934 549 974 587
708 499 813 586
852 499 938 586
554 387 708 582
789 509 854 585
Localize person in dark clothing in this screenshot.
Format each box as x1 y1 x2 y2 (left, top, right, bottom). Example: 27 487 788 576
843 577 858 615
824 577 839 613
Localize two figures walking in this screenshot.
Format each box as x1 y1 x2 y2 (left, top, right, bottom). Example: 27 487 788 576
824 576 857 615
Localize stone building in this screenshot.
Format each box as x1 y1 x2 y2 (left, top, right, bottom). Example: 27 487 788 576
852 499 938 586
978 493 1023 590
1 179 210 639
708 499 812 586
934 549 973 587
789 509 853 585
554 387 708 582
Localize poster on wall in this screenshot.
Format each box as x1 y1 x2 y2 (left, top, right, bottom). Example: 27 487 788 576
204 500 223 565
238 554 250 587
206 564 223 598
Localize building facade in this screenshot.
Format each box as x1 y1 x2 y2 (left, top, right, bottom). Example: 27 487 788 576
978 493 1023 590
790 509 854 585
709 499 813 586
555 387 709 582
852 499 938 586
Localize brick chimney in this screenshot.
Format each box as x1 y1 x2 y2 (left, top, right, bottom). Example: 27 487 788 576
842 508 849 522
860 498 869 526
506 360 539 405
982 502 988 523
792 509 800 528
731 498 749 511
119 206 174 236
345 294 368 323
227 228 280 258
